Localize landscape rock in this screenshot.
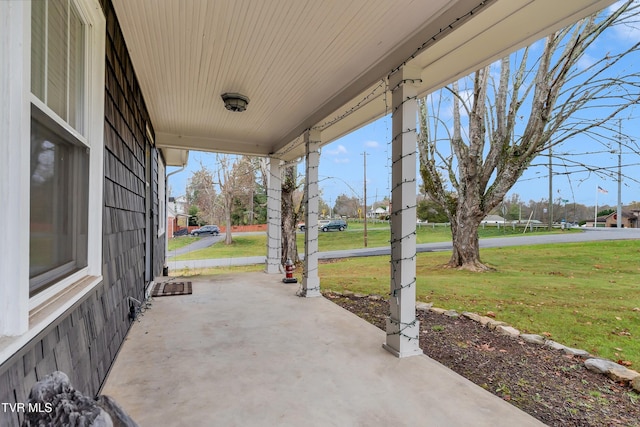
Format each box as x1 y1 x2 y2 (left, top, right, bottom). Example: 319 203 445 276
585 358 620 374
416 301 433 311
608 366 640 383
368 294 383 301
477 316 495 327
632 376 640 393
544 340 590 357
562 347 590 358
462 312 482 322
496 325 520 337
585 358 640 383
23 371 138 427
444 310 459 318
520 334 546 345
430 307 447 315
486 320 507 330
545 340 566 351
354 293 366 298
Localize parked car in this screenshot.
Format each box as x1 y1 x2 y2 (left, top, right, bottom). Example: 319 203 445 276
190 225 220 236
321 219 347 232
172 227 189 237
298 220 331 231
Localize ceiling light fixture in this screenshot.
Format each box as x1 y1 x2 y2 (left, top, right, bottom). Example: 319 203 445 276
221 93 250 112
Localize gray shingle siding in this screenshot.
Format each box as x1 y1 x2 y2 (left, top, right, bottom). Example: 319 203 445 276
0 1 164 425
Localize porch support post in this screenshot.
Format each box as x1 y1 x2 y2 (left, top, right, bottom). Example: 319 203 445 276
383 66 422 357
265 157 282 274
299 129 321 297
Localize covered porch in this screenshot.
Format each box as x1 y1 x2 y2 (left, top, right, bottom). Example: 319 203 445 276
111 0 615 357
102 272 542 426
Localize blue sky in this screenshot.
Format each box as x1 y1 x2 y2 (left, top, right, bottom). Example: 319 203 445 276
168 2 640 210
168 111 640 209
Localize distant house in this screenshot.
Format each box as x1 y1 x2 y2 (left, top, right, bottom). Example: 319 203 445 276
584 216 609 228
167 205 190 237
168 195 190 236
603 210 638 228
371 206 389 219
584 210 639 228
170 195 188 216
481 215 507 224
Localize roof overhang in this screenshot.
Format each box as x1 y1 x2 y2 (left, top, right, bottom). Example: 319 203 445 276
112 0 615 164
161 147 189 167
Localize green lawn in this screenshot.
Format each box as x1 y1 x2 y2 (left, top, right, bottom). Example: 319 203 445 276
167 236 199 251
317 240 640 368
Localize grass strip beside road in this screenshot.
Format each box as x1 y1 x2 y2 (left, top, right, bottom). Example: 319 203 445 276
171 225 571 260
167 236 200 251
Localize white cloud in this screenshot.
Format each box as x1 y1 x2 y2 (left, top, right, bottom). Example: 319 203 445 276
576 53 596 70
364 140 380 148
325 144 348 156
333 158 350 164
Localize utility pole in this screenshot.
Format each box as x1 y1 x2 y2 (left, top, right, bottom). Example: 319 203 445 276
617 119 622 228
362 151 368 247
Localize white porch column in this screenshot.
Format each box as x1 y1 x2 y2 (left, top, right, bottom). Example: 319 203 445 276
265 158 282 274
383 66 422 357
299 129 321 297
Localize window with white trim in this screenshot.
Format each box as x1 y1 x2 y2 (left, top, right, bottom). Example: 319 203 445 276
29 0 98 296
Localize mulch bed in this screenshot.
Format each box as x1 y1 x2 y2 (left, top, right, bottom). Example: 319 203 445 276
150 281 192 297
326 292 640 427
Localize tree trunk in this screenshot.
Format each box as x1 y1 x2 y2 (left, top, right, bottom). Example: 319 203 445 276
281 165 298 265
448 219 486 271
224 196 233 244
447 196 493 271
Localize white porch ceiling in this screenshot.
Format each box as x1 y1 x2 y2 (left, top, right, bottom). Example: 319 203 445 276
111 0 614 165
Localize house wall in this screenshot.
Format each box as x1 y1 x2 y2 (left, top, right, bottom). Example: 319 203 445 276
0 1 163 425
604 214 636 228
152 149 166 275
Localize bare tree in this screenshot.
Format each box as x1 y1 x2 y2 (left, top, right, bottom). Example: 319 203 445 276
230 157 257 225
214 155 256 244
254 157 269 196
281 163 303 265
418 1 640 270
186 163 216 224
333 194 359 217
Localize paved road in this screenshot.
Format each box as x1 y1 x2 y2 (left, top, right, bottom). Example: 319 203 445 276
167 234 223 257
164 227 640 271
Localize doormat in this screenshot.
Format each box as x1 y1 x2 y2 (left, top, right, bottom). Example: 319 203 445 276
151 281 192 297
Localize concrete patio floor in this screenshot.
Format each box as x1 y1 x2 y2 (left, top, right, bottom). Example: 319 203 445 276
102 272 544 426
